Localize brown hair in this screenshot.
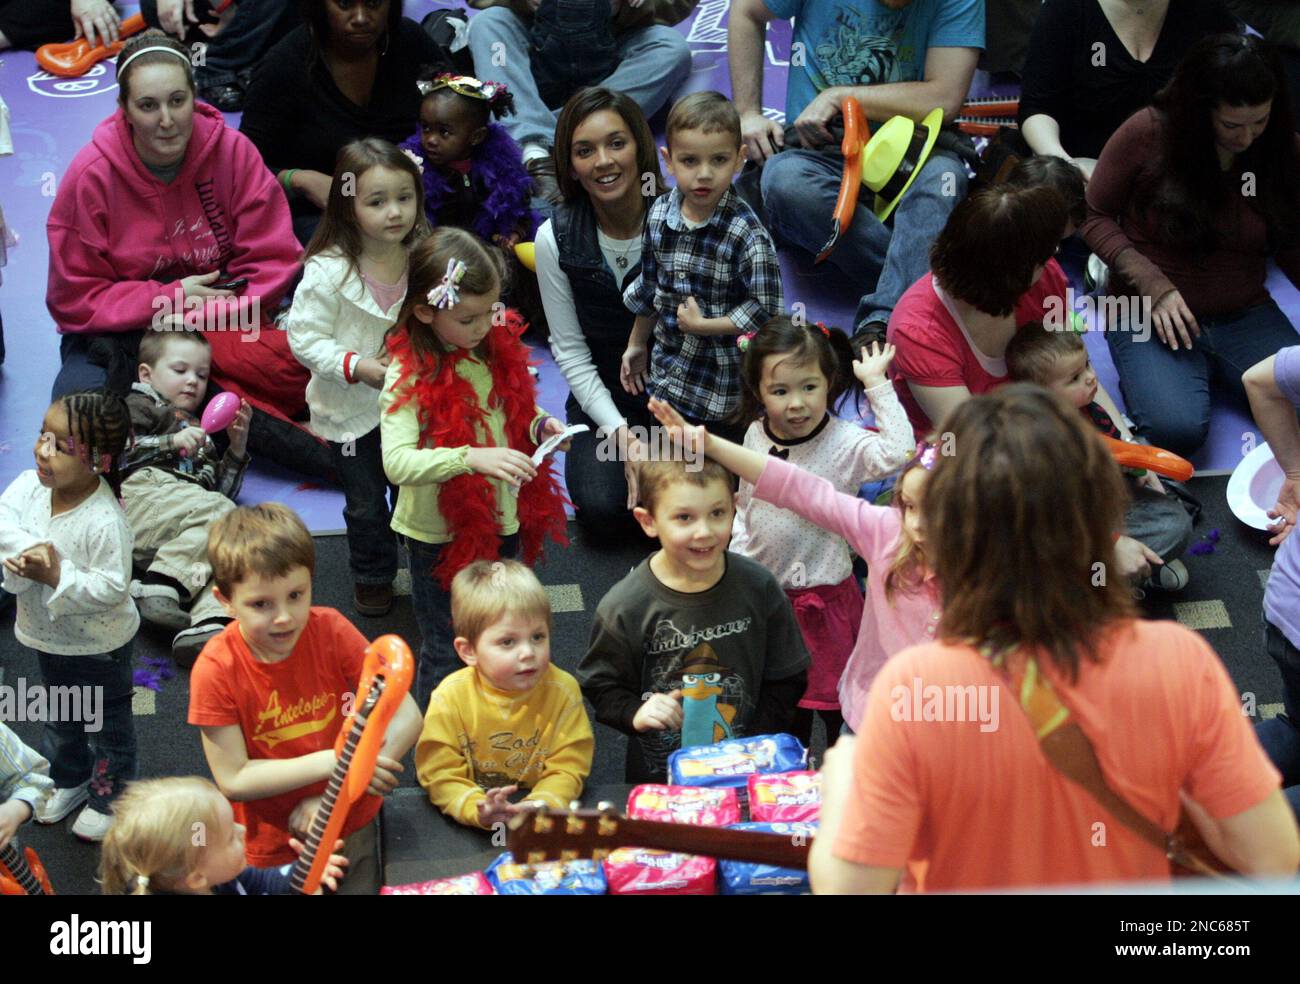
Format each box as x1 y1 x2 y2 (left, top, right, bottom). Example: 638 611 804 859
925 384 1134 680
208 503 316 596
666 90 742 150
116 29 195 104
1004 319 1085 386
636 457 733 515
452 560 553 646
930 185 1067 316
553 86 664 203
137 328 209 371
884 451 933 602
1003 155 1087 229
305 138 429 272
100 777 225 895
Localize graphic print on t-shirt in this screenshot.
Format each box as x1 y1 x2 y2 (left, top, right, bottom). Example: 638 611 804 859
252 688 338 751
810 6 908 92
457 727 554 790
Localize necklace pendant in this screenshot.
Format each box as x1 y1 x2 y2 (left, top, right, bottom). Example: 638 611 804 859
616 255 628 269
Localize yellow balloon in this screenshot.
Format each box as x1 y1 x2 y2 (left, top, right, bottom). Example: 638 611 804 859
515 241 536 272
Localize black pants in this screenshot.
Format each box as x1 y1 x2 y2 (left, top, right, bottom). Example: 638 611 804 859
328 428 398 584
0 0 73 49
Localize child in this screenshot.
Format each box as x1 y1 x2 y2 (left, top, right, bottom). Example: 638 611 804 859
1004 155 1087 240
100 777 348 895
577 455 811 783
0 722 53 853
1005 321 1193 589
187 504 423 894
416 560 593 829
621 90 784 445
731 318 914 743
288 138 428 619
379 227 571 711
0 390 137 841
123 329 253 665
646 398 943 736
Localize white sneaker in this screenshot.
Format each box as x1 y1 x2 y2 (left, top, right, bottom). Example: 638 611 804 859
35 781 89 824
71 804 113 842
1157 558 1190 592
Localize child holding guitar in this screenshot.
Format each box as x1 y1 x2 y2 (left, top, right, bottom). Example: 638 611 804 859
0 722 54 895
187 504 423 894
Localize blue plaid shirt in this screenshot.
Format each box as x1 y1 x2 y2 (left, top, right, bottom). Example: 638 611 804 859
623 187 784 421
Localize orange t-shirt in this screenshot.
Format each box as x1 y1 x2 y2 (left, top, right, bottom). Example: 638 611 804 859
188 607 382 866
833 619 1280 892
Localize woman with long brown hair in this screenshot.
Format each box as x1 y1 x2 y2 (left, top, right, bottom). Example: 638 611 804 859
810 385 1299 892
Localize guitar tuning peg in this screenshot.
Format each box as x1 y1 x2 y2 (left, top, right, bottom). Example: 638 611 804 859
596 801 616 813
568 800 581 812
565 814 587 834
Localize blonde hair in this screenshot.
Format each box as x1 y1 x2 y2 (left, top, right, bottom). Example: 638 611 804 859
884 454 932 602
100 777 225 895
452 560 552 645
208 503 316 596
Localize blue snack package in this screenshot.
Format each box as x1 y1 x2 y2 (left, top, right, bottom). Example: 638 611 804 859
668 734 807 789
717 822 817 895
484 852 607 896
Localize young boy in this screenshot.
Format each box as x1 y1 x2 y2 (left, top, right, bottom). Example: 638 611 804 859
578 457 810 783
415 560 593 829
188 504 423 894
123 329 253 665
1005 321 1194 588
0 721 52 855
622 90 784 445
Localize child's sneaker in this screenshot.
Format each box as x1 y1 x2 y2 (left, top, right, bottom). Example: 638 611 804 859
1155 558 1190 592
70 804 113 842
36 781 89 824
354 582 394 617
132 580 189 630
171 618 230 668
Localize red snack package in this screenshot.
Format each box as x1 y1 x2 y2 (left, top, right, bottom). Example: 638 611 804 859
604 848 717 896
626 784 741 827
380 871 496 895
748 771 822 823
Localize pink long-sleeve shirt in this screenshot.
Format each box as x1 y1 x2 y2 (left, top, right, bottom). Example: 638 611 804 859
754 456 941 731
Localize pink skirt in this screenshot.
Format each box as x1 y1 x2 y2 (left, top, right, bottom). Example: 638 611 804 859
785 576 864 710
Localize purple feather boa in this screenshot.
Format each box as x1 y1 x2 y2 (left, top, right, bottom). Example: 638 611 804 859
401 124 541 242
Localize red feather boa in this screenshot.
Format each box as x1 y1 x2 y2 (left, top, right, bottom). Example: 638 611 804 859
385 310 569 589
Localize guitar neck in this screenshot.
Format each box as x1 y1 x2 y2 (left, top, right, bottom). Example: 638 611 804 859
0 842 44 896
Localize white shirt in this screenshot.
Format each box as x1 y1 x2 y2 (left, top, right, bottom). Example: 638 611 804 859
0 471 139 655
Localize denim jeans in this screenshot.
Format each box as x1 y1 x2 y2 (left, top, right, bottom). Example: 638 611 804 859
1105 299 1300 457
1255 620 1300 820
760 146 968 331
140 0 301 89
407 532 519 711
563 397 650 541
328 428 398 585
467 6 690 149
530 0 618 109
35 643 137 815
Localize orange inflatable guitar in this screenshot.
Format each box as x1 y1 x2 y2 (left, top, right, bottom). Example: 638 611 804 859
1101 434 1194 483
0 841 55 895
288 634 413 895
817 97 870 264
36 12 146 78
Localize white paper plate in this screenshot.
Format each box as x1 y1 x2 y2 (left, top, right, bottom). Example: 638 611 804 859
1227 441 1285 531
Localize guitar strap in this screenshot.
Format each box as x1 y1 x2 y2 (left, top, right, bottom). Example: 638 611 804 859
984 644 1237 882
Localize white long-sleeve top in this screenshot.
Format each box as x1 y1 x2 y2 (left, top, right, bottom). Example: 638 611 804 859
730 381 916 589
0 471 139 655
286 249 405 443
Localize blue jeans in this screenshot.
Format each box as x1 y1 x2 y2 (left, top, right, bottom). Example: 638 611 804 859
140 0 301 89
1105 299 1300 457
760 146 968 331
35 643 137 815
1255 620 1300 821
563 397 649 541
328 428 398 585
407 532 519 711
467 6 691 148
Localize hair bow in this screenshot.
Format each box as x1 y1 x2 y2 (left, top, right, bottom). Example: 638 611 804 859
737 331 757 351
401 147 425 175
913 442 940 471
427 259 468 310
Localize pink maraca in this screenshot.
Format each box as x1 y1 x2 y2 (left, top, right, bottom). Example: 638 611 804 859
201 392 241 434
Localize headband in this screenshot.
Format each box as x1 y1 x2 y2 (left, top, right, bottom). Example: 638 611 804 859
117 45 192 75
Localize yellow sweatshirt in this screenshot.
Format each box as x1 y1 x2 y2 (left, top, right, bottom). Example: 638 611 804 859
416 664 594 828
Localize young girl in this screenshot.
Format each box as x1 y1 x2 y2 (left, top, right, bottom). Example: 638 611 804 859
380 227 571 710
100 777 348 895
402 73 545 337
729 319 914 743
288 138 429 619
0 390 137 842
649 397 942 735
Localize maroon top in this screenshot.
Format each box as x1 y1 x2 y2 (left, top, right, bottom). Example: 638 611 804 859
1081 107 1300 318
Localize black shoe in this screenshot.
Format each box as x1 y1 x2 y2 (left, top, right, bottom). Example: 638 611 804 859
848 320 889 354
201 83 246 113
526 156 562 206
354 582 394 618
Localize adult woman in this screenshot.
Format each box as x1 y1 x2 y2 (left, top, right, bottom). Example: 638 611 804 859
1083 34 1300 457
1019 0 1239 181
535 87 662 538
239 0 453 243
809 385 1299 893
46 30 329 478
0 0 119 51
887 184 1071 435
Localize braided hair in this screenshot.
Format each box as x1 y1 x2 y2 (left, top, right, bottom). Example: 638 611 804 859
60 389 133 498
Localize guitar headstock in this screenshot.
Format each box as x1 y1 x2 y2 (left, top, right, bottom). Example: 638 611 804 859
507 806 628 864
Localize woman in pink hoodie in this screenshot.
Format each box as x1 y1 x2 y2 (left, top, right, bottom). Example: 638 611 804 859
45 29 329 479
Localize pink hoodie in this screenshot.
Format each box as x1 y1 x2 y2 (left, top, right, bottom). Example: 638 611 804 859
46 102 308 420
